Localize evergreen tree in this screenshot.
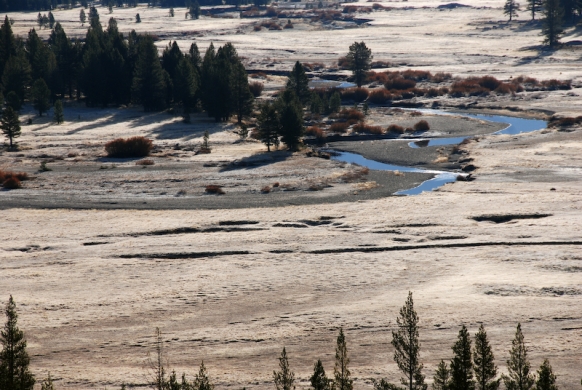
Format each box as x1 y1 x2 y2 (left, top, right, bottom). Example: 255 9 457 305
274 347 295 390
231 61 254 124
346 41 372 88
535 360 557 390
54 99 64 123
526 0 542 19
503 324 535 390
5 92 20 112
32 78 51 116
277 89 303 150
310 360 331 390
2 53 32 110
542 0 563 47
450 326 474 390
89 6 99 23
148 327 166 390
188 42 202 72
433 361 450 390
167 371 181 390
473 325 499 390
310 92 323 114
194 361 214 390
257 101 280 152
174 56 198 119
0 296 35 390
48 11 55 29
26 29 57 88
334 328 353 390
80 9 86 25
504 0 520 21
285 61 310 105
0 16 17 77
41 373 55 390
392 292 427 390
132 36 167 111
329 91 341 113
190 1 201 19
170 7 175 16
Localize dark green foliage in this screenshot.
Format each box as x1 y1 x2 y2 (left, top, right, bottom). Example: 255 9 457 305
503 324 535 390
194 361 214 390
310 360 331 390
48 11 55 29
174 57 199 117
26 28 56 85
346 41 372 88
329 91 341 113
54 99 64 123
526 0 542 19
190 1 201 19
32 78 51 116
392 292 427 390
231 61 254 123
0 296 35 390
1 53 32 110
433 361 450 390
1 106 20 148
0 16 17 78
257 101 280 152
373 378 404 390
542 0 563 47
188 43 202 72
334 328 353 390
274 347 295 390
535 360 557 390
286 61 310 105
277 89 303 150
132 36 168 111
310 92 323 114
136 13 142 23
503 0 520 21
450 325 474 390
89 6 99 23
5 92 20 112
473 325 499 390
80 9 87 25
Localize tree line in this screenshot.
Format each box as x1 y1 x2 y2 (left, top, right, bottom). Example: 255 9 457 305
0 294 567 390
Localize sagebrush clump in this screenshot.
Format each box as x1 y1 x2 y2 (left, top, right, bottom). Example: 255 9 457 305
105 136 153 158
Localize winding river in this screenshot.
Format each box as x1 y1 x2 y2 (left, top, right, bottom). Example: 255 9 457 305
328 110 547 196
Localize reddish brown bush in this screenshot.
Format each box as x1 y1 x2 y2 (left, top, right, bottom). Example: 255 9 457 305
341 87 369 102
430 72 452 83
478 76 501 91
265 6 278 16
494 83 516 94
306 126 325 139
339 108 365 121
413 120 430 131
250 72 267 79
0 170 29 182
370 60 391 69
353 123 384 134
337 56 351 70
205 185 225 195
249 81 264 97
136 159 155 166
105 136 153 158
283 21 294 29
253 25 262 31
450 79 489 97
548 116 582 128
541 79 571 90
368 88 392 104
2 177 21 189
261 185 271 193
303 62 326 71
329 122 350 133
401 69 431 81
387 124 405 134
425 87 440 97
385 77 416 91
343 5 358 12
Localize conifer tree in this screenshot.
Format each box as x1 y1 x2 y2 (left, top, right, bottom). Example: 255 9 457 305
194 361 214 390
32 78 51 116
5 92 20 112
188 43 202 73
190 1 201 19
433 361 450 390
231 61 254 124
89 6 99 23
168 371 181 390
0 15 17 77
48 11 55 29
392 292 427 390
504 0 520 21
329 91 341 113
174 57 198 119
54 99 64 124
535 360 557 390
132 36 167 111
1 107 21 148
80 8 86 24
257 101 280 152
526 0 542 19
136 13 141 23
0 296 35 390
346 41 372 88
286 61 310 105
334 328 353 390
503 324 535 390
310 360 331 390
1 53 32 109
542 0 563 47
473 325 499 390
450 325 474 390
274 347 295 390
277 89 303 150
148 327 166 390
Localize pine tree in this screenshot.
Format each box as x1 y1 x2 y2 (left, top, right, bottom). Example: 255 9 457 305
274 347 295 390
148 327 166 390
132 36 167 111
54 99 64 124
194 361 214 390
286 61 310 105
136 13 141 23
168 371 181 390
0 15 17 77
503 324 535 390
392 292 427 390
310 360 331 390
1 53 32 110
32 78 51 116
329 91 341 113
450 325 474 390
526 0 542 19
334 328 353 390
231 61 254 124
1 107 21 148
89 6 99 23
5 92 20 112
433 360 450 390
535 360 557 390
277 89 303 151
504 0 520 21
80 9 86 24
257 102 280 152
48 11 55 29
0 296 36 390
174 57 198 119
473 325 499 390
542 0 563 47
346 41 372 88
190 1 201 19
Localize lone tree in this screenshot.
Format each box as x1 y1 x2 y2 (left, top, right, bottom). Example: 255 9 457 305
346 41 372 88
535 360 557 390
286 61 310 105
541 0 563 47
334 328 353 390
433 361 450 390
310 360 331 390
1 107 21 148
392 292 427 390
473 325 499 390
54 100 64 124
504 0 520 21
526 0 542 19
449 325 474 390
503 324 535 390
80 8 86 24
0 296 36 390
194 361 214 390
274 347 295 390
277 90 304 151
257 102 280 152
148 327 167 390
32 78 51 116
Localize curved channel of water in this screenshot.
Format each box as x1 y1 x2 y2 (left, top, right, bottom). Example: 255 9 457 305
328 110 548 196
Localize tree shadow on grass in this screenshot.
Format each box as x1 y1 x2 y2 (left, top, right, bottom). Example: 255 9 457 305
219 150 293 171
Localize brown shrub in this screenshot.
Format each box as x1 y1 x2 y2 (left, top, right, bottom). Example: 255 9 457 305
341 87 369 102
329 122 350 133
541 79 571 90
136 159 155 166
494 83 516 94
253 25 262 31
283 21 294 29
0 170 29 182
249 81 264 97
450 79 489 97
401 69 432 81
523 77 539 85
303 62 326 71
367 71 390 84
413 120 430 131
368 88 392 104
2 177 21 189
205 185 225 195
370 60 391 69
250 71 267 79
425 87 440 97
405 127 414 132
387 124 405 134
385 77 416 91
548 116 582 127
339 108 365 121
306 126 325 139
353 122 384 134
477 76 501 91
273 182 280 187
261 185 271 193
342 5 358 12
105 136 153 158
265 6 278 16
337 56 351 70
430 72 452 83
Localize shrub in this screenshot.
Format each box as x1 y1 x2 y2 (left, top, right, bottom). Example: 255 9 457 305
205 185 225 195
306 126 325 139
283 20 294 28
2 176 21 189
401 69 431 81
329 122 350 133
253 24 262 31
368 88 392 104
450 79 489 97
261 185 271 193
337 56 350 70
371 60 391 68
425 87 440 97
478 76 501 91
494 83 516 94
353 122 384 134
0 170 29 184
385 77 416 91
136 159 155 166
105 136 153 158
249 81 264 97
541 79 571 90
339 108 365 121
387 124 405 134
413 120 430 131
548 116 582 127
430 72 452 83
341 87 369 102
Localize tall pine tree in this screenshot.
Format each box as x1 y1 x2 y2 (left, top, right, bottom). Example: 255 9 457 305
132 35 168 111
433 360 450 390
503 324 535 390
473 325 499 390
535 360 557 390
542 0 563 47
231 61 254 124
310 360 331 390
450 325 474 390
277 89 303 151
334 328 353 390
257 101 280 152
1 107 21 148
274 347 295 390
286 61 310 105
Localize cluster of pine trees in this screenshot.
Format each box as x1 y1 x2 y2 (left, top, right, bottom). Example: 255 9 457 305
0 294 566 390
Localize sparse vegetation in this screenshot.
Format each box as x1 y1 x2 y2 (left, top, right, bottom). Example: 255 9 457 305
414 120 430 131
205 185 225 195
105 136 153 158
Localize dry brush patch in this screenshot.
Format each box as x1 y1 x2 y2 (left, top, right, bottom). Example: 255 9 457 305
105 137 153 158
